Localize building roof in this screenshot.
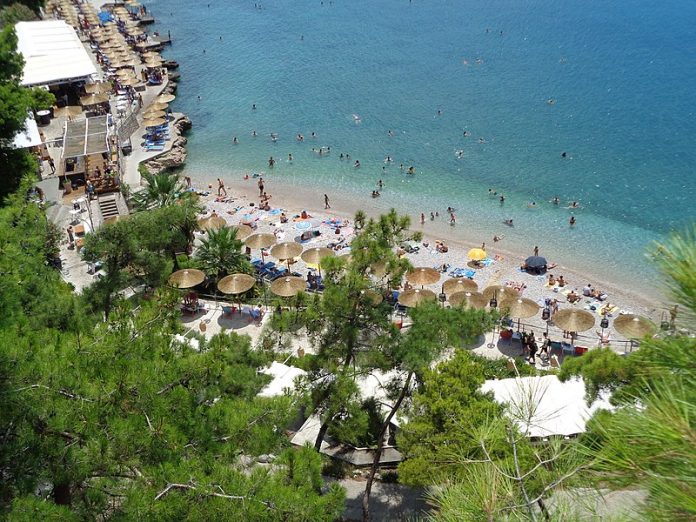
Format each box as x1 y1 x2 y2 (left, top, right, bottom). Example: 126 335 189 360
62 116 110 158
480 375 613 437
15 20 97 87
11 114 41 149
258 362 307 398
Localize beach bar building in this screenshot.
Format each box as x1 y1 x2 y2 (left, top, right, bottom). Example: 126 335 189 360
15 20 97 88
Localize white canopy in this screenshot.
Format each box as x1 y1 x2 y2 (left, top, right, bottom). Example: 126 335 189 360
11 114 41 149
16 21 97 87
258 362 307 398
481 375 613 437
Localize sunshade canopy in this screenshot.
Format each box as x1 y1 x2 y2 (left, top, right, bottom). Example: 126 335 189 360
62 116 110 159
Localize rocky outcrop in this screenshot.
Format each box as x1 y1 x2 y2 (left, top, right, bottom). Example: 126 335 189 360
141 115 192 174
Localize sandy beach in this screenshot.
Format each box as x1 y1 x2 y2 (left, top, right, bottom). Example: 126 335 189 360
183 169 667 348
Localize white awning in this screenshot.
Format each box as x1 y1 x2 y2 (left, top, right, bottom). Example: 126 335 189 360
11 114 42 149
16 20 97 87
258 362 307 398
481 375 613 438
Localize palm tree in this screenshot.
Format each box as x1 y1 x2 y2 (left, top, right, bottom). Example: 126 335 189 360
132 170 189 210
194 226 252 280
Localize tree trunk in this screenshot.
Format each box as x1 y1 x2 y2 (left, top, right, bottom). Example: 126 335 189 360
52 481 71 506
314 419 330 451
362 371 413 522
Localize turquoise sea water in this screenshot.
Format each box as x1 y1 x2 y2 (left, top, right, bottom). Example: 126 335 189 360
147 0 696 293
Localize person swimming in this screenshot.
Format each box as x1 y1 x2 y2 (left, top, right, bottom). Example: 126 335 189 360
407 166 416 175
354 160 361 168
551 196 560 205
504 219 514 226
566 201 580 209
455 150 464 158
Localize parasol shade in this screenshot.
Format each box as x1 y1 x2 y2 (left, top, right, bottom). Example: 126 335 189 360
169 269 205 288
301 247 334 266
143 117 166 127
84 82 111 94
499 297 540 319
482 285 519 303
244 233 276 250
406 267 441 286
359 289 383 305
443 277 478 296
197 215 227 231
467 248 487 261
233 224 254 240
217 273 255 295
80 93 110 106
398 288 436 307
613 314 657 338
270 276 306 297
525 256 547 269
449 291 487 309
552 308 595 332
157 93 176 103
271 241 303 261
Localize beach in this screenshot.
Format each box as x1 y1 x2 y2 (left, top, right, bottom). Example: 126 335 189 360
186 169 664 348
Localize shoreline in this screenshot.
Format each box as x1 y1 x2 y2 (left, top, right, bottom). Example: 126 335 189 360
188 168 667 310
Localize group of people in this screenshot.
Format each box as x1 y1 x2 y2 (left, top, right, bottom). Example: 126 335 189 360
521 330 551 365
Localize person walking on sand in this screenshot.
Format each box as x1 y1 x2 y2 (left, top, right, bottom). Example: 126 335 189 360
258 177 264 196
324 194 330 209
217 178 227 197
534 245 539 256
421 213 425 224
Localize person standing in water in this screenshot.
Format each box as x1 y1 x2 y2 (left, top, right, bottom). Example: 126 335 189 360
324 194 330 209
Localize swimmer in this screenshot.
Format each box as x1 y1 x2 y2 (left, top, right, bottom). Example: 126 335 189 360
569 215 576 226
463 130 471 137
493 234 504 242
311 132 316 138
387 130 395 137
430 212 434 221
436 109 442 116
499 195 505 203
547 98 556 105
268 156 275 168
252 130 257 137
354 160 361 168
551 196 560 205
407 166 416 175
233 136 238 144
566 201 580 209
504 219 514 227
252 104 256 110
288 153 293 162
561 152 567 158
296 134 304 141
340 153 344 159
378 179 384 189
527 201 537 208
455 150 464 158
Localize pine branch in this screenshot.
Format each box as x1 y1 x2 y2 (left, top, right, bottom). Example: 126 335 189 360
154 481 274 509
9 384 93 402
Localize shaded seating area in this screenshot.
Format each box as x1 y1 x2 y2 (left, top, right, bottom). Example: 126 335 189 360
61 116 120 196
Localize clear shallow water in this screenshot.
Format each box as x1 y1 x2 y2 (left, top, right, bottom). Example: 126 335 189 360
147 0 696 292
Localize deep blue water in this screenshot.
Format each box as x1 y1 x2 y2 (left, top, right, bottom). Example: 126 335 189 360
145 0 696 291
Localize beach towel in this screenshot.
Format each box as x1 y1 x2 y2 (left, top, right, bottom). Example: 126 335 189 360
449 268 475 278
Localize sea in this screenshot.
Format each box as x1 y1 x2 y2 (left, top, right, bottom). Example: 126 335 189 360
145 0 696 295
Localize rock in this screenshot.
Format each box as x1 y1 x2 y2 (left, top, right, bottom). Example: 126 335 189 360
140 115 192 174
257 454 276 464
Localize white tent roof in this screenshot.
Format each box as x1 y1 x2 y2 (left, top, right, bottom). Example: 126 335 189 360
11 114 41 149
16 21 97 87
258 362 307 398
480 375 613 438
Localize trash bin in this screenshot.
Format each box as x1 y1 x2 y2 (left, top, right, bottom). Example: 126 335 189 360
36 110 51 126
